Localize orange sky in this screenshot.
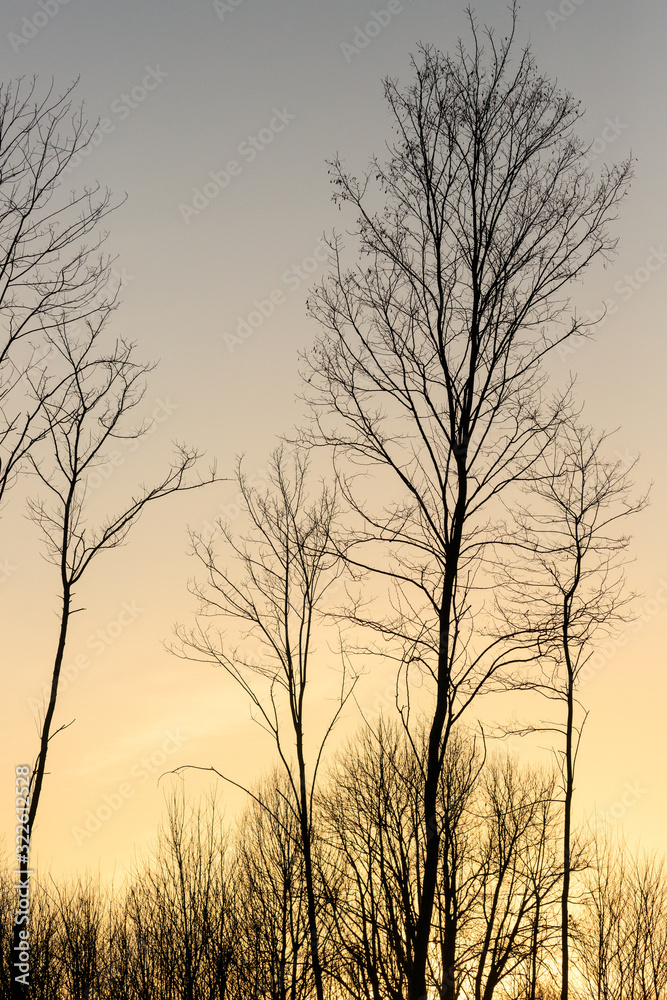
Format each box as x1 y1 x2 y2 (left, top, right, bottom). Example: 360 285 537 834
1 0 666 882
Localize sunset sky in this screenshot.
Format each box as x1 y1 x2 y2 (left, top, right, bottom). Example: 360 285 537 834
1 0 666 881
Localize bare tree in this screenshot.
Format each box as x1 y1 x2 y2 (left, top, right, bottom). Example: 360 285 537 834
123 880 159 1000
1 868 63 1000
319 721 574 1000
575 831 667 1000
12 312 217 1000
124 790 234 1000
319 719 422 1000
46 875 107 1000
174 448 355 1000
496 418 647 999
300 6 632 996
103 890 134 1000
232 773 314 1000
319 719 484 1000
0 76 118 507
462 756 563 1000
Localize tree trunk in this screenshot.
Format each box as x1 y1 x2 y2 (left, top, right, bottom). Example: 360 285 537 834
11 586 72 1000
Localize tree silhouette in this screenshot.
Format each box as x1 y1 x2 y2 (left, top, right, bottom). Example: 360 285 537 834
495 417 647 997
175 448 355 1000
0 77 119 508
301 7 632 996
12 312 217 1000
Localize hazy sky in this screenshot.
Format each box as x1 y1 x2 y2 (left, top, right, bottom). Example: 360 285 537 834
1 0 666 880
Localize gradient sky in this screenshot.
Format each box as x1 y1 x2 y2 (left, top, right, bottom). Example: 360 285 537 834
1 0 666 881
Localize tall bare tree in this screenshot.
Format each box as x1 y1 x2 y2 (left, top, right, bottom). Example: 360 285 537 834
301 6 632 996
12 312 216 1000
175 448 355 1000
496 419 647 999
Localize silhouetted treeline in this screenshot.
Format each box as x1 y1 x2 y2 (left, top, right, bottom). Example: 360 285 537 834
2 721 666 1000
